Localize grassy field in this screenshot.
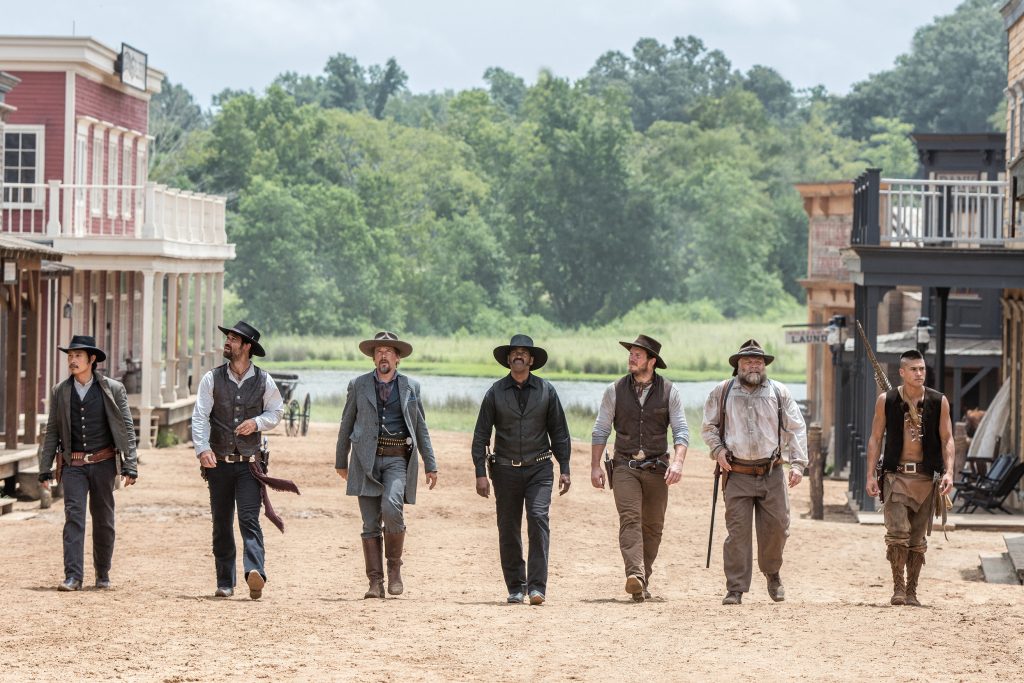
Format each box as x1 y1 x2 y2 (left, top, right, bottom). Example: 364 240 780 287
261 307 808 384
309 393 709 452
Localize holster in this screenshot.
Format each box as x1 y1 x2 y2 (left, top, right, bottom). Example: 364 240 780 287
55 451 64 485
603 453 614 490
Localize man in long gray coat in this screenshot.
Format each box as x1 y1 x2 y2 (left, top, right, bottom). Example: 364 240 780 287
38 335 138 591
336 331 438 599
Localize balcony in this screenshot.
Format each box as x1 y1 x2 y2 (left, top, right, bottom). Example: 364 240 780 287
1 181 229 255
852 168 1024 248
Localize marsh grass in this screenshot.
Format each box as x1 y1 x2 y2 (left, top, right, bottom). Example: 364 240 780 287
263 303 807 383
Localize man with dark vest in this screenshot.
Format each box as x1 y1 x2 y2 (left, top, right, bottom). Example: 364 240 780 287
701 339 806 606
38 335 138 591
472 334 571 605
590 334 688 602
865 348 954 607
336 331 438 599
192 321 290 600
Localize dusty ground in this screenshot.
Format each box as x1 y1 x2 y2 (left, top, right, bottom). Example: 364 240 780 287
2 423 1023 682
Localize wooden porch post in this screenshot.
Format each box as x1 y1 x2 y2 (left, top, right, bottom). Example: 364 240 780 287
5 269 22 450
23 269 40 444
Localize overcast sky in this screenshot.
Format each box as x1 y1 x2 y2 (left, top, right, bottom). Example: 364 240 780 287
2 0 969 107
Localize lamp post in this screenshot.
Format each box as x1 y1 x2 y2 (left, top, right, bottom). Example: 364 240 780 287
827 314 848 475
915 316 932 387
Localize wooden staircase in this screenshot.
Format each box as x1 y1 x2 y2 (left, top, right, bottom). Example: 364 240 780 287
980 534 1024 584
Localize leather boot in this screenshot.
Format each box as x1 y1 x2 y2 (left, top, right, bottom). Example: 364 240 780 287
905 550 926 607
384 531 405 596
886 545 908 606
362 536 385 599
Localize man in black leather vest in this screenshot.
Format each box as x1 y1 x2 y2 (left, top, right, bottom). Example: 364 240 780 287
38 335 138 591
192 321 284 600
866 349 954 607
472 334 571 605
590 334 689 602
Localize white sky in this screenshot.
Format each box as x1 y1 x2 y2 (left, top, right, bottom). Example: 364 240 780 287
1 0 969 106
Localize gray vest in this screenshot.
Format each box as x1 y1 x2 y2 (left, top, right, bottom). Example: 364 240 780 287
209 364 265 456
69 381 114 452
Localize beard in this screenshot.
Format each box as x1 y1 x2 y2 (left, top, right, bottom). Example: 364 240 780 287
739 369 766 386
377 360 392 375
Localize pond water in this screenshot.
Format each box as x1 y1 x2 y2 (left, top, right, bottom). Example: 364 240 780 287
275 369 805 412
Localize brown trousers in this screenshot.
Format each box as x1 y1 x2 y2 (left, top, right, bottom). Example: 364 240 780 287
722 465 790 593
612 461 669 583
882 473 933 554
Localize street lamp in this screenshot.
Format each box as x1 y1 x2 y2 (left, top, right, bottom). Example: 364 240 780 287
915 316 931 354
827 314 848 475
62 298 73 319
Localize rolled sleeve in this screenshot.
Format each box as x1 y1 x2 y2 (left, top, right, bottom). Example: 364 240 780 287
700 381 728 459
590 384 616 446
668 385 689 447
255 372 285 431
780 385 808 471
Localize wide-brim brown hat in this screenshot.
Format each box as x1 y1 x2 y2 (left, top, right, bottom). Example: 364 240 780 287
58 334 107 363
217 321 266 357
729 338 775 376
619 334 667 370
359 331 413 358
493 333 548 370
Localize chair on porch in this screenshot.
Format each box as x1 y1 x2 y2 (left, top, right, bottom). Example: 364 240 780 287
956 460 1024 515
952 452 1014 504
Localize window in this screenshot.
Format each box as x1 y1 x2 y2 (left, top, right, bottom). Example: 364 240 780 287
107 134 119 217
91 130 104 215
2 125 45 207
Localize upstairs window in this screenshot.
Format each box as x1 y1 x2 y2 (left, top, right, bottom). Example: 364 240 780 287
2 126 45 208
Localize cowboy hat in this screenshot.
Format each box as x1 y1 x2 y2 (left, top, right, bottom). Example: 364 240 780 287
217 321 266 357
619 334 667 370
493 333 548 370
358 331 413 358
58 334 106 363
728 338 775 376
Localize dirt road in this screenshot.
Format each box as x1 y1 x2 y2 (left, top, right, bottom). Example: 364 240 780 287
2 424 1022 682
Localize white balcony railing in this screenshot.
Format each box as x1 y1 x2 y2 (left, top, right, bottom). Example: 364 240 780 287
1 180 228 245
880 178 1017 247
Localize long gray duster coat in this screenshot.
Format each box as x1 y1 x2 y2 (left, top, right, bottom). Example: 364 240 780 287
335 372 436 504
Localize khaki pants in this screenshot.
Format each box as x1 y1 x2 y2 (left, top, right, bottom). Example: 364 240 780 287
612 462 669 583
722 465 790 593
883 474 933 554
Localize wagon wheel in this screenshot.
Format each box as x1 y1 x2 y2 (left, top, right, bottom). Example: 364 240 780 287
301 393 311 436
286 399 300 436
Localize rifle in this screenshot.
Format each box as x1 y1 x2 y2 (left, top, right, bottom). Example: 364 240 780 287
706 463 720 568
855 320 890 498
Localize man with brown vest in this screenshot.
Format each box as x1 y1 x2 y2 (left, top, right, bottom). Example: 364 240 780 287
865 349 954 607
701 339 806 606
590 334 688 602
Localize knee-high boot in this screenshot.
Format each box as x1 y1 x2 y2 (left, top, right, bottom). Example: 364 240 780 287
886 544 907 606
384 531 405 595
362 536 385 599
905 550 925 607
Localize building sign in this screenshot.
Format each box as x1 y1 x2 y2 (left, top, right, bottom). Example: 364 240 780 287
117 43 147 91
785 328 829 344
2 260 17 284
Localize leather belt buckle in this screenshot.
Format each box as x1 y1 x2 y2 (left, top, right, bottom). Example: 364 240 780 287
901 463 918 474
82 452 95 464
511 459 522 467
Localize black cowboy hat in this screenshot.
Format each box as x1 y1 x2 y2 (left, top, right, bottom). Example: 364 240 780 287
359 331 413 358
217 321 266 357
58 334 106 363
493 333 548 371
728 338 775 376
619 334 667 370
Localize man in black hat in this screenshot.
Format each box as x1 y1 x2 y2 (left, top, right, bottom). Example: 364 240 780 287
701 339 806 606
472 334 571 605
38 335 138 591
336 331 438 599
590 334 689 602
192 321 288 600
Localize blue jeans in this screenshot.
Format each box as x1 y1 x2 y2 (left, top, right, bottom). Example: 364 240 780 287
61 458 117 582
206 461 264 589
358 456 408 537
491 460 553 595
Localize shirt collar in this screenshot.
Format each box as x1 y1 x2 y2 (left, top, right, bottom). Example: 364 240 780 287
227 363 255 383
501 372 538 390
374 370 399 385
74 375 95 392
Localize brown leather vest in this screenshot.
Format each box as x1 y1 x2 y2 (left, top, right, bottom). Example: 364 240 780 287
612 373 673 457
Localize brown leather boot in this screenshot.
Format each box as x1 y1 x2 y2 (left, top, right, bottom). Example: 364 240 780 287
886 545 908 606
905 551 925 607
384 531 405 596
362 536 385 599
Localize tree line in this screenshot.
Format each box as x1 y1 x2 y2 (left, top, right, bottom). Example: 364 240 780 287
149 0 1005 336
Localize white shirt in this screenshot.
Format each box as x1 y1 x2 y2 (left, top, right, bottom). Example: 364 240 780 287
591 379 690 447
191 364 284 457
